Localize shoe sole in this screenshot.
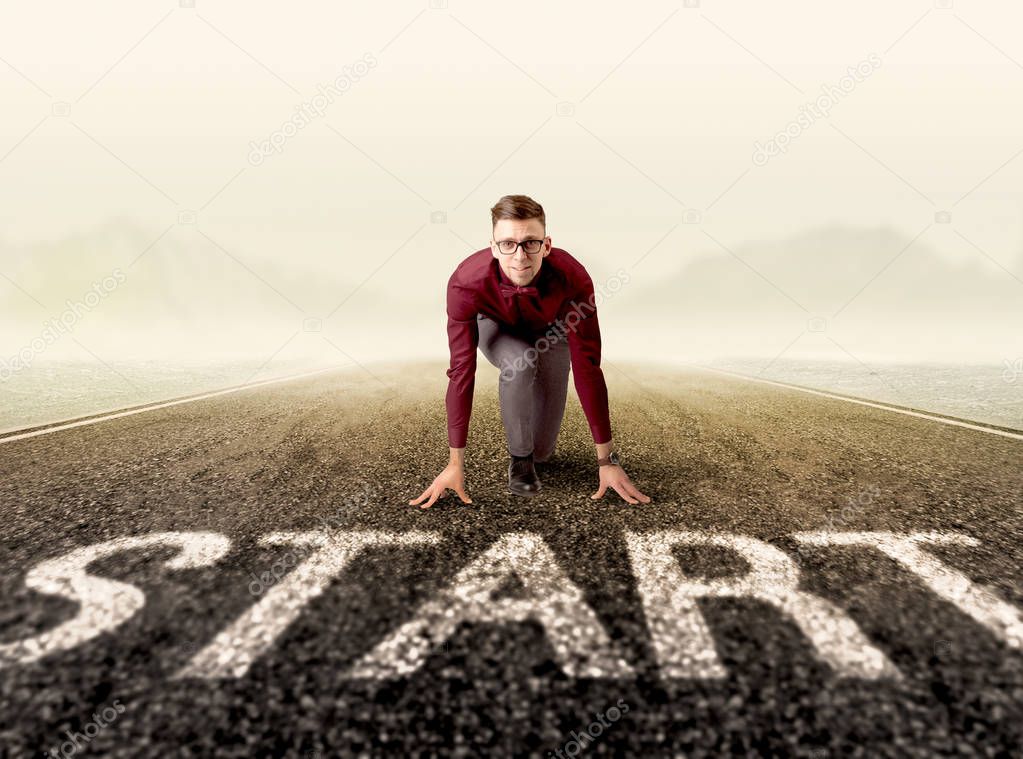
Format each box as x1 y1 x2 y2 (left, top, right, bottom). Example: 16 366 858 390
508 487 541 497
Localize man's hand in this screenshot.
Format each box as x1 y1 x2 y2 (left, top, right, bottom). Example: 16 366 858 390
591 464 651 505
409 462 473 509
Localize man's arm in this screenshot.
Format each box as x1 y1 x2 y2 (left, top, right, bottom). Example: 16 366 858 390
564 273 612 447
564 270 651 505
409 274 477 509
444 278 479 455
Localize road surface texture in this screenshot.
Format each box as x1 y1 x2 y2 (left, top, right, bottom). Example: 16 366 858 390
1 361 1021 757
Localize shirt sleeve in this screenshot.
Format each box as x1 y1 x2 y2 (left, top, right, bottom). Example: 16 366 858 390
444 272 479 448
564 271 613 444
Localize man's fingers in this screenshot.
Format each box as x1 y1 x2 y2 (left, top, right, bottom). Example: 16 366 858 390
408 487 431 506
420 488 441 510
613 483 639 505
591 481 608 500
455 485 472 504
622 478 651 503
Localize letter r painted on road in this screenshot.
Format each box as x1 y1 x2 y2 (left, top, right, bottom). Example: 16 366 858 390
624 531 900 680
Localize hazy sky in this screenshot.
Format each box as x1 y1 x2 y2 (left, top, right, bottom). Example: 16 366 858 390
2 0 1021 370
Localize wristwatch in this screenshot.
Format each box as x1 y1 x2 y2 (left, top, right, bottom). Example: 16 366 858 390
596 451 620 467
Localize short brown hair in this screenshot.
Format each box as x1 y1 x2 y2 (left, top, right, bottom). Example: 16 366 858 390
490 194 545 230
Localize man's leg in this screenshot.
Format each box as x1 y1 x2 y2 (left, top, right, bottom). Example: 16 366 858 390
477 314 537 457
531 330 570 463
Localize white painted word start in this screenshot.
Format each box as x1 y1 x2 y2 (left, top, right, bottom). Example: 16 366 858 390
0 530 1019 680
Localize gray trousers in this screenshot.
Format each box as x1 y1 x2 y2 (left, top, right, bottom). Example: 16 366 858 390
477 313 571 460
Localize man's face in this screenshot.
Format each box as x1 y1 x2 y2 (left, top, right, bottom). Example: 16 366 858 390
491 217 551 286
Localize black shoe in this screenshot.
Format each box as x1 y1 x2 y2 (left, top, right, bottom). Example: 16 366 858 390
508 452 541 497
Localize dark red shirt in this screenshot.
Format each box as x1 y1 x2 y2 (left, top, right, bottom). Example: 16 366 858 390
445 246 612 449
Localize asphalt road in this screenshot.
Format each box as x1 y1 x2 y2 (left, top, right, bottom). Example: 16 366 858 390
0 360 1021 758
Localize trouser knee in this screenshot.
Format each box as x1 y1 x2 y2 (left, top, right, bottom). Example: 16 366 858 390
498 354 537 384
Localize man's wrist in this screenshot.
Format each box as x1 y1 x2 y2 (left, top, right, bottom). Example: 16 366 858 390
595 436 618 466
449 447 465 467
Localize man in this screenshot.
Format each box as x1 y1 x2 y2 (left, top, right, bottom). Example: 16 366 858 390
409 194 651 508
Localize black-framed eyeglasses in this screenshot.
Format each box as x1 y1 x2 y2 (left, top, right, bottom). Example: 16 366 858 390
495 238 545 255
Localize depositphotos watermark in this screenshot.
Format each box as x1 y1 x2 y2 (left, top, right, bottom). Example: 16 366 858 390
822 483 880 532
248 52 378 166
752 52 882 167
548 698 629 758
498 267 631 382
246 482 380 597
0 268 126 381
46 699 125 758
795 484 880 560
1002 357 1022 383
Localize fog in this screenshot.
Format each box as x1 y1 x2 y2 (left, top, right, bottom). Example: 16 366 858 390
2 0 1022 374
